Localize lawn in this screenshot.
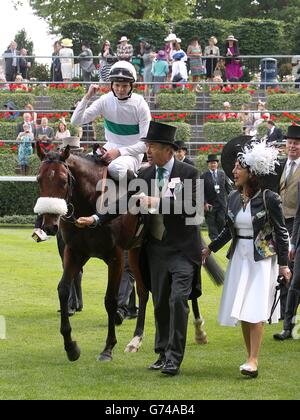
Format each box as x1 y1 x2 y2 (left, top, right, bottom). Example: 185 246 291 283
0 228 299 400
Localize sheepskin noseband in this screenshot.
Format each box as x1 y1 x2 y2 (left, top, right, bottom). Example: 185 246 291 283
34 197 68 216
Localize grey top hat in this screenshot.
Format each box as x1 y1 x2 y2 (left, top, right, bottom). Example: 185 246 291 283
58 136 84 151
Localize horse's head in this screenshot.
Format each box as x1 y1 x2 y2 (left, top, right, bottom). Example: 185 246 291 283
34 143 73 236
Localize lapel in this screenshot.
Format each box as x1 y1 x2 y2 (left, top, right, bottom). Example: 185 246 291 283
169 158 182 181
280 160 300 188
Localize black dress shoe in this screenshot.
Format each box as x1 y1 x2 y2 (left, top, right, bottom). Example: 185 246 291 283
148 355 166 370
161 359 180 376
273 330 292 341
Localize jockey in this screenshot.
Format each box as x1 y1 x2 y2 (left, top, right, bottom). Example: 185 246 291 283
71 61 151 180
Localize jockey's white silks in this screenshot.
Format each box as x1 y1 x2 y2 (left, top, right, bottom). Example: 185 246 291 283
34 197 68 216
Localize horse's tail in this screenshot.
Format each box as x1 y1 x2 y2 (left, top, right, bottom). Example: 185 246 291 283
200 233 224 286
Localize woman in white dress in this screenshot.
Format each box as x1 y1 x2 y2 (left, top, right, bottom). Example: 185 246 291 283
202 136 291 378
59 38 74 81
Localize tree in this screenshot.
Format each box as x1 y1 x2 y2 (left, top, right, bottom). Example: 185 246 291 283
14 28 34 54
25 0 195 32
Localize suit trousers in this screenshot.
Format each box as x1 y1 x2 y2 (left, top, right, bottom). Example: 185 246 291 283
146 237 194 366
280 218 295 317
284 244 300 331
205 206 226 241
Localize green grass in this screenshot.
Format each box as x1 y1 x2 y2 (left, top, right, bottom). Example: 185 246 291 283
0 228 299 400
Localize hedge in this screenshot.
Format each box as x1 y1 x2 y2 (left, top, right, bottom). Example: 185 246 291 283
0 153 41 176
166 122 191 142
110 19 169 50
210 94 253 110
0 215 36 225
0 181 39 216
266 94 300 111
47 92 84 111
156 93 197 110
174 18 285 55
203 122 243 142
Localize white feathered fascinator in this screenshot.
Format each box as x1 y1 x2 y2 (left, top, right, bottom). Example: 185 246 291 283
238 139 279 176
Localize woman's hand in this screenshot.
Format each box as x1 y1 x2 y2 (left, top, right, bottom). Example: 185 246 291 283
279 266 292 283
202 247 211 265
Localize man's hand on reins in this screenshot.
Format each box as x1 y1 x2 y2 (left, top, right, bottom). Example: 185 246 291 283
75 216 96 228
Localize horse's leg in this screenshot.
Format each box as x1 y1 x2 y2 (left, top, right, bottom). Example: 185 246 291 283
98 247 124 362
125 248 149 353
58 246 88 361
192 298 208 345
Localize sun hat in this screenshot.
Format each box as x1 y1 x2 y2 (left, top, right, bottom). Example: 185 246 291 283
61 38 73 47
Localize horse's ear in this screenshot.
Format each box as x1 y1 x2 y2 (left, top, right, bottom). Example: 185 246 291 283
36 141 45 161
60 145 70 162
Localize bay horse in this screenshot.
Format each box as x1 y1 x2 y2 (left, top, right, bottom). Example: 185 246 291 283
34 144 149 362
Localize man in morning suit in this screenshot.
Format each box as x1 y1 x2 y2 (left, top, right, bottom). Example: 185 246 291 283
174 140 195 166
201 154 232 241
76 121 203 376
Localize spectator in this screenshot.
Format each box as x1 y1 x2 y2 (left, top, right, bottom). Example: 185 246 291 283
4 41 19 82
78 41 95 86
59 38 74 82
171 38 187 62
278 125 300 316
151 50 169 94
99 40 116 82
204 36 220 81
219 101 236 121
239 104 254 135
266 120 284 144
19 48 31 79
164 33 177 63
35 118 54 143
252 100 270 136
291 55 300 88
174 140 195 166
201 154 232 241
142 42 154 95
274 181 300 341
16 112 35 136
55 120 71 141
187 37 204 89
51 41 63 82
224 35 243 82
14 74 28 91
24 103 37 126
16 122 34 175
202 138 290 378
117 36 133 62
133 37 146 82
171 52 188 86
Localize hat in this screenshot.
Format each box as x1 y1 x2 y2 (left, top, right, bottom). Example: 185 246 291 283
61 38 73 47
141 121 178 150
223 101 231 107
157 50 167 60
226 35 238 42
221 135 253 180
164 33 177 42
119 36 129 42
176 38 182 44
174 140 188 151
286 125 300 140
207 154 219 163
58 137 83 152
221 136 280 189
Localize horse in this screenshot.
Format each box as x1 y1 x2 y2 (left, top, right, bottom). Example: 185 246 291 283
34 144 149 362
34 144 223 361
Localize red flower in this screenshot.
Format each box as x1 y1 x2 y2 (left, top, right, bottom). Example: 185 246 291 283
11 146 17 152
0 142 4 147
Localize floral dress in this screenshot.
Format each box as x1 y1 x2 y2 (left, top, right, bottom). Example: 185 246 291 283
18 134 33 166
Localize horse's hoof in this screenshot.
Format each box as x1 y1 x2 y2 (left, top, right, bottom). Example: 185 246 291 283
97 352 112 362
124 335 143 353
65 341 81 362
